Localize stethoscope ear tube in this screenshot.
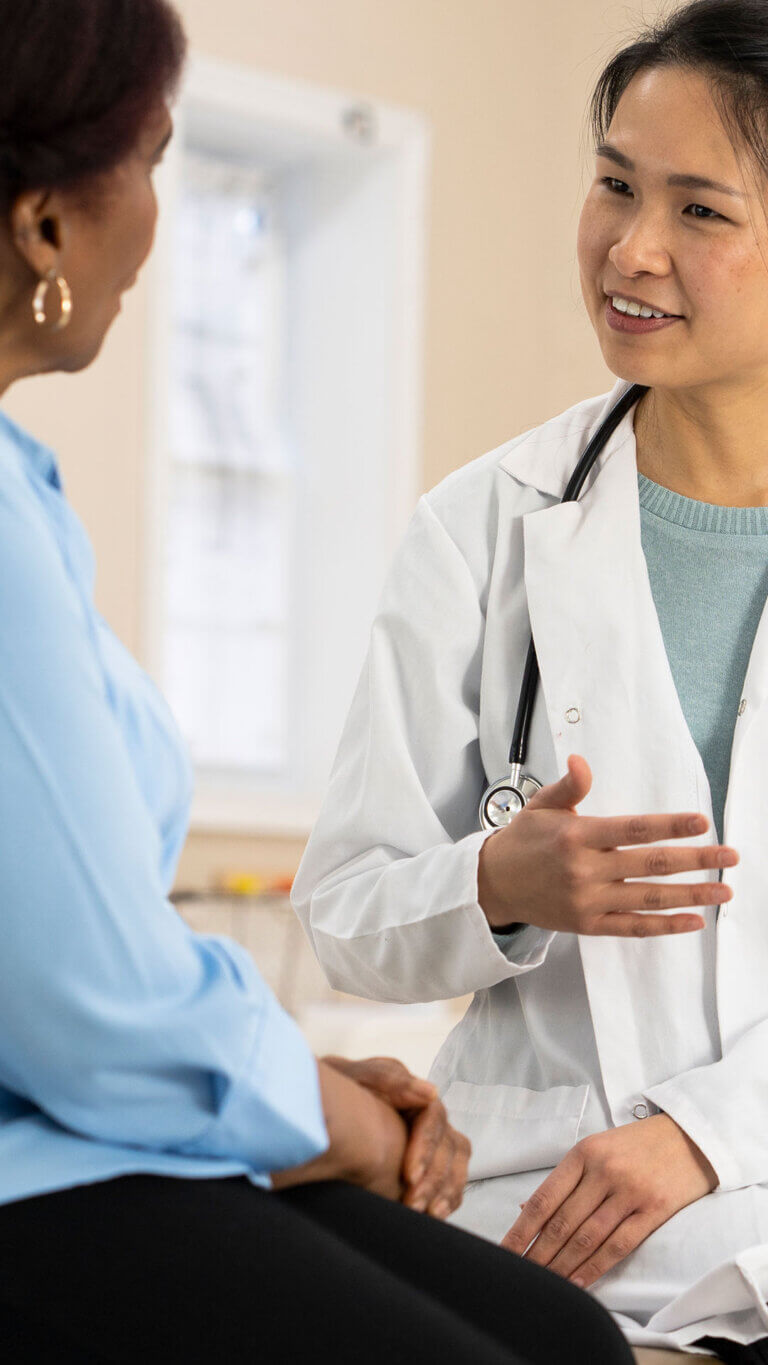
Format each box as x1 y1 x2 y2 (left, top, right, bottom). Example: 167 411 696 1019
480 382 648 831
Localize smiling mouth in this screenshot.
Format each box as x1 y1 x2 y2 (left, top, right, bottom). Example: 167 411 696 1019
603 296 682 336
605 292 681 319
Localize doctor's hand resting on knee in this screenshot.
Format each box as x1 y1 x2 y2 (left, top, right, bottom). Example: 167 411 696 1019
500 1104 717 1288
478 753 725 1284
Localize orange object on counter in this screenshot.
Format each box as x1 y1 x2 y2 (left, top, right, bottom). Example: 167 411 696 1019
267 874 295 895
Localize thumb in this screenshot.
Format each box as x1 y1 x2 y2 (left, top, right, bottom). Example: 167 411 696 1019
526 753 592 812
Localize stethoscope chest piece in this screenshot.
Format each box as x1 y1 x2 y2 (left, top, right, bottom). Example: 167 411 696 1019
479 773 542 831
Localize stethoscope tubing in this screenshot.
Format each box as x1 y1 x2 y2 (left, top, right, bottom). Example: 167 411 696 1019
507 381 649 771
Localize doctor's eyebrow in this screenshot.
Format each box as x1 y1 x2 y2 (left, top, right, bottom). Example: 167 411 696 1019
594 142 745 198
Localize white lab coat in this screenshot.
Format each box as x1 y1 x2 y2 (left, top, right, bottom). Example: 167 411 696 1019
292 378 768 1353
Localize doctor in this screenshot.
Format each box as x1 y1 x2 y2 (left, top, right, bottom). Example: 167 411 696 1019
293 0 768 1358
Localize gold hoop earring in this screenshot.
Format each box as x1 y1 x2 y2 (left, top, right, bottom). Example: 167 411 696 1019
33 269 72 332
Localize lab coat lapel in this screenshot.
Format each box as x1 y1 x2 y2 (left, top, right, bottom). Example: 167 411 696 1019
717 586 768 1048
519 404 718 1122
520 414 709 821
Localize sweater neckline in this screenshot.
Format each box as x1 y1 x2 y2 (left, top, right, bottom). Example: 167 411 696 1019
637 471 768 535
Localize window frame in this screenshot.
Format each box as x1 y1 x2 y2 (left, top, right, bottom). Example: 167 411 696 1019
141 53 429 835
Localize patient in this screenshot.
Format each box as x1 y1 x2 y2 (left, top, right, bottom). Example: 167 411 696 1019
0 2 636 1362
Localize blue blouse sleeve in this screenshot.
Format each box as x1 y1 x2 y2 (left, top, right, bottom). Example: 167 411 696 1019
0 464 328 1174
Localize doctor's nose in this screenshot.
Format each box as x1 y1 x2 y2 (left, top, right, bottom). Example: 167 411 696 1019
608 220 671 280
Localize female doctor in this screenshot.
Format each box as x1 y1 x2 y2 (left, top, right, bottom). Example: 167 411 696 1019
293 0 768 1358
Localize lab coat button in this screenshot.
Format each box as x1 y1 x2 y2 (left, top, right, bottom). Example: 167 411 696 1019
632 1102 649 1120
738 697 747 716
565 707 581 724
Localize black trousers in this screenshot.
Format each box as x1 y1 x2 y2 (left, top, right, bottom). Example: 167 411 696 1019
699 1340 768 1364
0 1174 635 1365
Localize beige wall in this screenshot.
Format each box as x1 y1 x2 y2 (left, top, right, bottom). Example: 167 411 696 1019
3 0 650 892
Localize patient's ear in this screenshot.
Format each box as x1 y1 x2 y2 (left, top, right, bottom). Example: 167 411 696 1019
9 189 66 281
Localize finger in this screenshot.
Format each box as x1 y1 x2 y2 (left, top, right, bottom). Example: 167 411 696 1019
601 843 738 881
545 1195 631 1279
426 1133 460 1218
385 1077 438 1109
403 1100 447 1187
568 1213 655 1288
522 1179 610 1268
329 1056 436 1108
501 1151 584 1255
446 1130 472 1213
589 881 733 937
360 1057 438 1106
601 878 733 914
587 911 706 938
358 1056 435 1097
404 1128 453 1213
526 753 592 813
428 1128 471 1218
580 812 709 850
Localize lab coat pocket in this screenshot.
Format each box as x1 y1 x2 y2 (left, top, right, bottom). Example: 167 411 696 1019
443 1081 590 1181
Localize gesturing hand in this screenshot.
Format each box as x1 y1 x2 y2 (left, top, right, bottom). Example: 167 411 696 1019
323 1055 470 1218
500 1114 717 1286
478 753 738 938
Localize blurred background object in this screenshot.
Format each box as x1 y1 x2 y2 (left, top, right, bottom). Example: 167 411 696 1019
173 885 472 1072
3 0 639 1064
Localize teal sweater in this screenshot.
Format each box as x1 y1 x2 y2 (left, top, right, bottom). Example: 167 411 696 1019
638 472 768 842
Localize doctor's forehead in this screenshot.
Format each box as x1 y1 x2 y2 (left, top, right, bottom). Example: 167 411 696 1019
600 65 755 194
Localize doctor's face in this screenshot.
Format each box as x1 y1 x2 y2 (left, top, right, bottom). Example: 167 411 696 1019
577 65 768 393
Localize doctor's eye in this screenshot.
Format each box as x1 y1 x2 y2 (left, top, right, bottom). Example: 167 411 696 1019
599 177 724 221
685 202 723 220
601 177 631 195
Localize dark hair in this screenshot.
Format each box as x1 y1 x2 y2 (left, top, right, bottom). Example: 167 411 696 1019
590 0 768 185
0 0 187 212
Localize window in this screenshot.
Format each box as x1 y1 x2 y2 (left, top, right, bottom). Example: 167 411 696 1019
165 155 291 775
144 56 428 833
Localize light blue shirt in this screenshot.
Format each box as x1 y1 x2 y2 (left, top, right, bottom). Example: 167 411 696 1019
0 410 327 1207
638 473 768 843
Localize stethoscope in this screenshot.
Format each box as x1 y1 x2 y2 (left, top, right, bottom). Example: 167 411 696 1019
479 380 649 831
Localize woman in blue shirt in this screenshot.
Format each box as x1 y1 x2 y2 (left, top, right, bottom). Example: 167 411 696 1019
0 2 635 1362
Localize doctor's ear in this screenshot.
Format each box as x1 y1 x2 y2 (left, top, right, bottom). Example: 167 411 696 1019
9 190 65 280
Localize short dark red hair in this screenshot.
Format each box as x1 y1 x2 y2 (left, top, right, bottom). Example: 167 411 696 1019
0 0 187 210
